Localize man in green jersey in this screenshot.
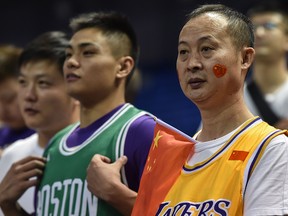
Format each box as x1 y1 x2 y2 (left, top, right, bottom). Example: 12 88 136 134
0 11 156 216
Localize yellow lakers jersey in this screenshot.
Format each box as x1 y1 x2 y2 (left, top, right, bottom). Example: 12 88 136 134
155 117 286 215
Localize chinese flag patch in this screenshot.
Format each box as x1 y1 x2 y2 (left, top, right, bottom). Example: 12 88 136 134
229 150 249 161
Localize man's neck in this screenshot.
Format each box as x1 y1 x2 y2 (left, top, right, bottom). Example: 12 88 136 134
37 131 54 149
197 99 254 142
253 59 288 94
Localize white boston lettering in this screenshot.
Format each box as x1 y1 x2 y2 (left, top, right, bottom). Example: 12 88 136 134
51 182 62 215
69 178 83 215
38 179 98 215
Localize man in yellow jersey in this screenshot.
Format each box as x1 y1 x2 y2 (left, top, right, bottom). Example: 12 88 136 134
132 4 288 215
87 4 288 216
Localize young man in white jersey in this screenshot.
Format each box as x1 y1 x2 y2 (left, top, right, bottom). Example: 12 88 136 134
0 31 80 215
0 45 35 155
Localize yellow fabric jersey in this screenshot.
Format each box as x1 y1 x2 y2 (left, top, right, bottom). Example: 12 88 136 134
155 117 286 216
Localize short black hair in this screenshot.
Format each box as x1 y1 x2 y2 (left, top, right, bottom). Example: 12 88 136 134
247 0 288 35
187 4 255 49
69 11 139 82
19 31 69 74
0 44 22 82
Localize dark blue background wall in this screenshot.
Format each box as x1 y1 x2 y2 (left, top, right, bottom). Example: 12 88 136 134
1 0 286 135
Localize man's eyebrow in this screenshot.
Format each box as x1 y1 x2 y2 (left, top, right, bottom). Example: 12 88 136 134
198 35 214 42
18 73 51 82
66 42 95 50
178 35 215 46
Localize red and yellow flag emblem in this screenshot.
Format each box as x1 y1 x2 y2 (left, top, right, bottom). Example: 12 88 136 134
132 119 196 216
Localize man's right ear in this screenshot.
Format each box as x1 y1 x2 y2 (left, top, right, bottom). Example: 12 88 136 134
241 47 255 70
116 56 134 79
284 33 288 52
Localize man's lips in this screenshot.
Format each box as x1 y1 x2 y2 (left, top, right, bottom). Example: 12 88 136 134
66 73 80 82
188 78 205 89
24 108 39 115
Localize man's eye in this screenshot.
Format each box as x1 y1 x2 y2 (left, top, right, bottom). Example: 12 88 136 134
39 81 50 87
65 52 72 59
179 50 188 55
83 51 95 56
18 78 26 86
254 22 279 30
202 47 212 52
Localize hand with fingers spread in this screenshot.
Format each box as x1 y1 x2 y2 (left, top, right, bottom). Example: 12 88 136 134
86 154 137 216
0 156 46 215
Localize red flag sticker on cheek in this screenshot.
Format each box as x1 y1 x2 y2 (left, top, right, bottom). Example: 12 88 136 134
213 64 227 78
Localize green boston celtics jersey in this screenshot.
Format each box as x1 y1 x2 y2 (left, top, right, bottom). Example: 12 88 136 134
36 104 149 215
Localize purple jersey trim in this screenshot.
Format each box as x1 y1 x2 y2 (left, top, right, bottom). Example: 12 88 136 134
65 103 156 191
66 104 125 147
0 126 35 147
